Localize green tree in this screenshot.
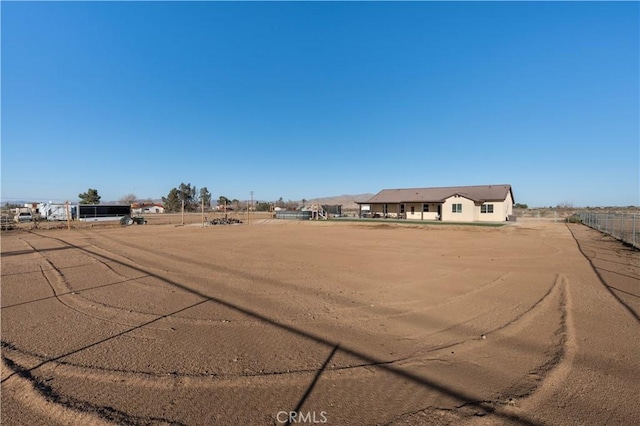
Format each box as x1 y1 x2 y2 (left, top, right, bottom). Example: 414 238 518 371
79 188 101 204
178 183 197 211
199 187 212 209
514 203 528 209
255 202 272 212
218 196 230 207
162 188 181 213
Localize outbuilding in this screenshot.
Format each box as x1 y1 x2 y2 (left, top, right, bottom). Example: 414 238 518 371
358 184 515 222
131 203 165 214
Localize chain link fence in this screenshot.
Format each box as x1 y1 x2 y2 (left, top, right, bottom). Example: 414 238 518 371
576 212 639 249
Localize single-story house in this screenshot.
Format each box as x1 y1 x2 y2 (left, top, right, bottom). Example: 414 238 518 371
357 184 515 222
131 203 165 214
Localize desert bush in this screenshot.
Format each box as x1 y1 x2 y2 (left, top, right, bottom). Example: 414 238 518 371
566 214 582 223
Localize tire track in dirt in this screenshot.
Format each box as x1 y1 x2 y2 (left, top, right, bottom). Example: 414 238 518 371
1 297 211 382
33 231 299 320
5 272 555 424
20 230 561 371
401 272 566 365
380 271 513 310
2 229 557 426
17 237 176 330
455 275 575 426
494 275 570 400
566 224 640 321
405 273 561 358
78 231 392 315
72 230 550 343
384 272 513 316
65 229 563 383
4 235 414 389
0 337 405 383
1 355 185 426
387 275 569 425
0 270 559 425
1 355 112 426
10 236 521 355
1 297 218 426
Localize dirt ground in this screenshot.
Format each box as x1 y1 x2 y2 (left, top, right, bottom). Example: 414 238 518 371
1 219 638 425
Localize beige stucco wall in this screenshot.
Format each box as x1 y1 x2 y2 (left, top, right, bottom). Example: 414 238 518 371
476 203 502 222
368 191 513 222
476 192 514 222
405 203 439 220
441 196 476 222
504 191 514 218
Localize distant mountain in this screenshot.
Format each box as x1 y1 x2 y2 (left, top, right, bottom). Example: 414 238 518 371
306 193 374 210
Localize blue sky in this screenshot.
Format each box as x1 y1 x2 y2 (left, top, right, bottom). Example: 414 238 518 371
2 1 638 207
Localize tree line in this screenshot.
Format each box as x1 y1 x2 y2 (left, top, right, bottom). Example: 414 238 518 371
76 186 307 213
161 183 213 213
76 185 212 213
78 185 245 213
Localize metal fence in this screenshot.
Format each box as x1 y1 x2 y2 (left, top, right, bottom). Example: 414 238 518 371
577 212 639 249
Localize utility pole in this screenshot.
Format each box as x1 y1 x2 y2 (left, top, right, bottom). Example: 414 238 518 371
65 201 71 231
249 191 253 225
181 200 185 226
201 197 205 227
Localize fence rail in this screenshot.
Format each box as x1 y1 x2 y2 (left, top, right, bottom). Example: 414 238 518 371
577 212 639 249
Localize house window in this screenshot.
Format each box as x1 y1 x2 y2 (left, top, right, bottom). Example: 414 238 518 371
410 206 415 214
383 204 388 214
400 204 405 214
452 203 462 213
423 204 429 212
481 204 494 214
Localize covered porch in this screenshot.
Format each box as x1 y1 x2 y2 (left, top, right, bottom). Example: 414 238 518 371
360 202 442 220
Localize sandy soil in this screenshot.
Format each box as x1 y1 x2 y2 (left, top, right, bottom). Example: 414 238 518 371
1 220 638 425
